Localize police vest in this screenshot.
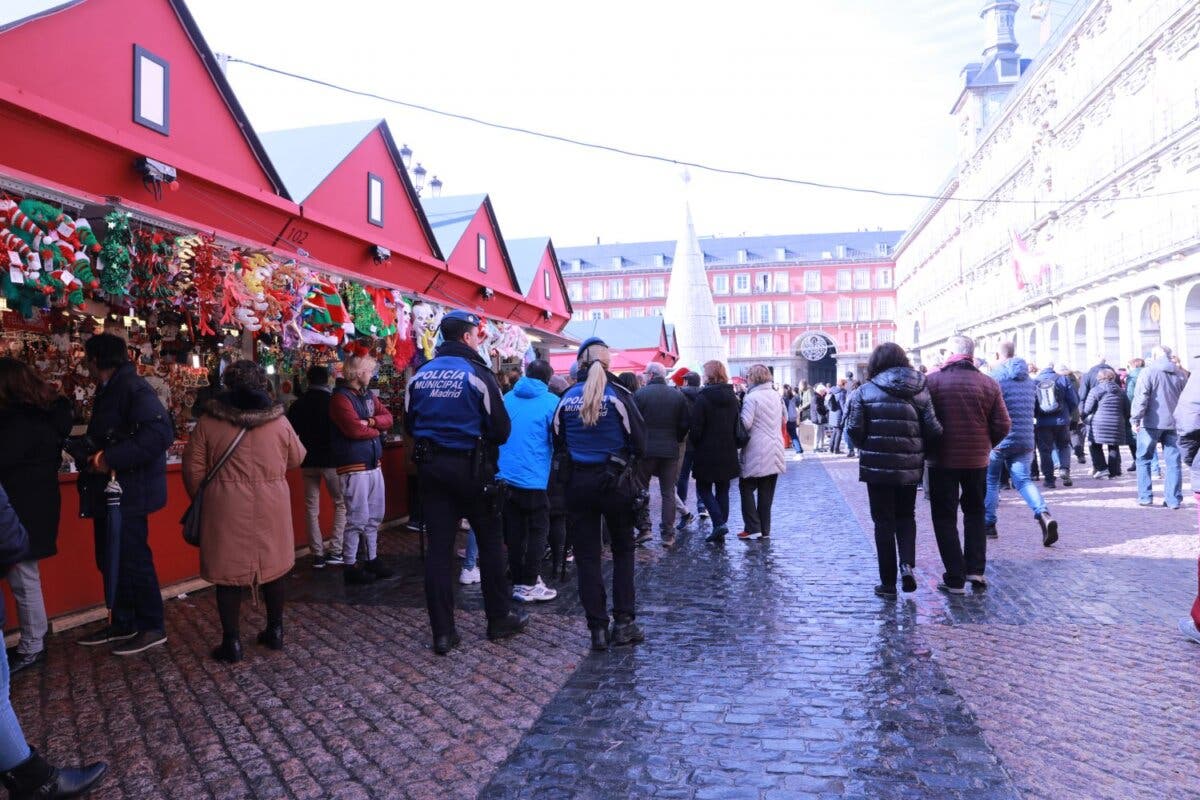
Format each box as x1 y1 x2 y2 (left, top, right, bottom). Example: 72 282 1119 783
555 382 631 464
407 355 488 450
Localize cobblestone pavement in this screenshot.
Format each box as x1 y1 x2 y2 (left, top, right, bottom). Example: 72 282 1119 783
11 454 1200 799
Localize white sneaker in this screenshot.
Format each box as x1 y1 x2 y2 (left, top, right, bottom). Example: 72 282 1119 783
459 567 481 585
524 579 558 602
512 584 532 602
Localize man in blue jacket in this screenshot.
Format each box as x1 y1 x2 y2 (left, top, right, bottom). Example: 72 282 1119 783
76 333 175 656
986 344 1058 548
498 359 559 603
1033 362 1079 489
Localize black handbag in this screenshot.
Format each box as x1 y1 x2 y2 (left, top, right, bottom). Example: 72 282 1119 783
181 428 246 546
735 415 751 449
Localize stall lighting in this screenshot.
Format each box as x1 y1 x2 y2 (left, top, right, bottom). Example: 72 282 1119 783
0 298 8 313
266 364 276 375
191 354 201 369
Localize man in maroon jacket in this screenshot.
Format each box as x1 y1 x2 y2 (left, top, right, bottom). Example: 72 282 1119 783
925 336 1011 594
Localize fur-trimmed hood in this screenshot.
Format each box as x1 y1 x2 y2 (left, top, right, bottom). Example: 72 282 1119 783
204 389 285 429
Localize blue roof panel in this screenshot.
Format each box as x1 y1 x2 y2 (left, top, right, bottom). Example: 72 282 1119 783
505 237 551 294
419 194 488 258
563 317 666 351
258 119 381 203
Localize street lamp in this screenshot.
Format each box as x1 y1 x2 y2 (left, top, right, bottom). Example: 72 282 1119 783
399 145 441 196
399 143 413 170
412 162 427 194
429 175 443 198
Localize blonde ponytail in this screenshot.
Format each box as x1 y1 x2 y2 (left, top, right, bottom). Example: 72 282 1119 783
578 343 611 427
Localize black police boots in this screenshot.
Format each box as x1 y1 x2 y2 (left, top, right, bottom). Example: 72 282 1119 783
486 610 529 641
590 627 610 652
433 630 461 656
0 748 107 799
610 615 645 647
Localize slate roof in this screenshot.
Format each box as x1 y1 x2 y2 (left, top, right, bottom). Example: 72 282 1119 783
556 230 904 273
563 317 670 352
505 236 551 295
258 119 381 203
419 193 489 258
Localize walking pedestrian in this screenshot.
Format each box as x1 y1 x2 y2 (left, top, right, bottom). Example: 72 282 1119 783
737 365 786 540
183 361 305 663
1173 367 1200 644
0 483 108 798
633 362 690 545
983 344 1059 547
844 343 942 596
76 333 174 655
797 380 812 452
286 365 346 569
0 360 73 675
406 310 527 655
827 379 848 454
675 371 709 525
553 337 647 651
925 336 1011 594
1033 362 1079 488
1083 368 1130 479
1131 345 1186 509
330 355 395 584
811 384 829 452
1125 357 1147 471
498 359 559 604
783 386 802 456
690 361 741 543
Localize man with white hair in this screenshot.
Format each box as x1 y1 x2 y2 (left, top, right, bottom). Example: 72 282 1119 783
1131 344 1186 509
633 361 690 546
925 335 1011 594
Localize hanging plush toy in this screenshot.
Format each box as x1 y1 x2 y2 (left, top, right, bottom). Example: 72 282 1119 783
492 322 531 361
390 295 415 369
269 261 311 349
410 301 443 366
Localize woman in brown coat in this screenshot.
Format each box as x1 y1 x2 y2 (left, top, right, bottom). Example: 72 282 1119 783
183 360 305 663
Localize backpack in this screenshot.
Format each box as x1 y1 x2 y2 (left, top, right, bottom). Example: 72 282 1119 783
1036 378 1060 414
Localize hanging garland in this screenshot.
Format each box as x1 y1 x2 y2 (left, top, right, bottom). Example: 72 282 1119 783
98 211 133 298
343 281 384 338
130 229 175 314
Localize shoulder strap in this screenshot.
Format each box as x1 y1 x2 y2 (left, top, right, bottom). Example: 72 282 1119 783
200 428 247 490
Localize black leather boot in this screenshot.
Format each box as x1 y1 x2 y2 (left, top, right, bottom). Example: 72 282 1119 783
364 558 394 579
211 637 243 663
589 627 610 652
433 630 461 656
256 625 283 651
610 615 645 647
486 610 529 641
0 748 107 799
344 564 377 585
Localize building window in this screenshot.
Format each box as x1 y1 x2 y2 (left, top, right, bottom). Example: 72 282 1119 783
854 269 870 289
649 306 664 317
608 279 623 299
757 334 772 354
877 329 894 343
838 298 852 321
876 242 891 256
570 259 582 272
567 281 583 301
571 310 584 321
631 306 645 317
756 273 771 292
610 308 625 319
774 272 788 292
855 298 871 320
630 278 645 298
712 274 729 294
737 249 748 264
588 282 604 301
737 334 751 356
807 300 822 323
589 310 604 320
737 304 751 325
775 302 789 324
716 305 729 326
611 256 622 269
758 303 771 324
837 270 851 291
133 45 170 135
650 278 665 297
734 274 750 293
876 297 893 319
804 271 820 292
367 173 384 227
477 235 487 272
857 331 872 351
877 268 893 289
774 247 787 261
543 271 552 300
653 254 665 268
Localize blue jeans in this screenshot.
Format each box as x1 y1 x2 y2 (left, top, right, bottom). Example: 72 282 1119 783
696 480 731 528
93 514 164 633
676 451 709 515
1137 428 1183 507
985 450 1046 525
463 529 478 570
0 653 31 770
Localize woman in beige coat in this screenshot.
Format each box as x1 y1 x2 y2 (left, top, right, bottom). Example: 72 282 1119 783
737 365 787 540
183 360 305 663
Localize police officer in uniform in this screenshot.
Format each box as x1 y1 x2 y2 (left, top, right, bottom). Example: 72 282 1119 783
553 337 647 651
406 310 528 655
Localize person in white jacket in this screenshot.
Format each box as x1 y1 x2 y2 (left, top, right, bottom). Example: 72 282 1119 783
738 365 788 540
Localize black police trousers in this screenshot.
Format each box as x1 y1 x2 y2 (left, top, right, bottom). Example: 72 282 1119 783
566 463 636 630
419 450 510 637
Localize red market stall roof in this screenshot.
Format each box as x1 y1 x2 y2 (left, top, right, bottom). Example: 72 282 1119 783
0 0 298 250
550 317 678 374
258 119 446 293
505 236 573 332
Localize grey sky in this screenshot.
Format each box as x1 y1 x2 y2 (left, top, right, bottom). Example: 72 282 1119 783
186 1 1064 246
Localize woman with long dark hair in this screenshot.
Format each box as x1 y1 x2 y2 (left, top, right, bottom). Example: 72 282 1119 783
844 343 942 597
553 338 647 651
690 360 741 543
0 358 73 675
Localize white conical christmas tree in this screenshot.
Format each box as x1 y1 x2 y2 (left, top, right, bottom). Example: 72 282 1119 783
664 183 727 371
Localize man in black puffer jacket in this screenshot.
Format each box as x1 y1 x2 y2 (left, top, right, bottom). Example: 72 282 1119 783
844 343 942 597
633 363 690 544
